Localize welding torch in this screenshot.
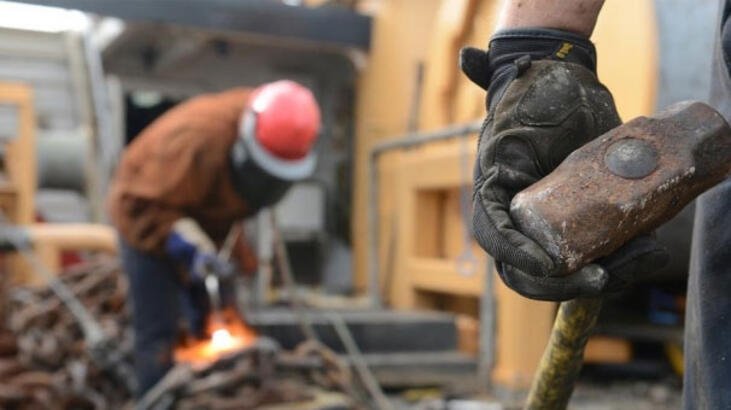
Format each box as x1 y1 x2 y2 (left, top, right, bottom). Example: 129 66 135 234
201 225 240 328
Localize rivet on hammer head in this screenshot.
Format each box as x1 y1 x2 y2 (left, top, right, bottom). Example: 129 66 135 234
604 138 659 179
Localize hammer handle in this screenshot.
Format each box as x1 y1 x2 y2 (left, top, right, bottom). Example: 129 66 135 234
525 297 603 410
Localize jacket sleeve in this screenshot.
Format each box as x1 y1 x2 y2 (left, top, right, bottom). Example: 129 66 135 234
108 90 248 253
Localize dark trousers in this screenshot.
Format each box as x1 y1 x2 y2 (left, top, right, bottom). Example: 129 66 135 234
683 1 731 407
119 239 209 397
683 178 731 409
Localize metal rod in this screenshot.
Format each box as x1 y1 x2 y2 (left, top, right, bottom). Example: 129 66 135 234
269 213 376 409
218 223 240 261
270 212 318 342
371 121 482 154
367 151 382 308
366 120 482 307
204 273 224 326
255 210 274 307
136 364 194 410
329 313 394 410
477 257 496 390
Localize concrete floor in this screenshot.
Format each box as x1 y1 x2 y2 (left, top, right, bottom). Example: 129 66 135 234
395 379 682 410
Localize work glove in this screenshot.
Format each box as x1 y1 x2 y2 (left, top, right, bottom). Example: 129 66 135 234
165 218 234 283
461 28 669 301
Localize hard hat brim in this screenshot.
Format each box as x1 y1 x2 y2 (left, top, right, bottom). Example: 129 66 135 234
239 110 317 181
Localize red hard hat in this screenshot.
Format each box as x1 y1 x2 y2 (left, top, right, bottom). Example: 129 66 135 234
249 80 321 160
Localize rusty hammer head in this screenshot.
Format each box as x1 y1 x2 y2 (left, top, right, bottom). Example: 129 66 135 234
510 101 731 275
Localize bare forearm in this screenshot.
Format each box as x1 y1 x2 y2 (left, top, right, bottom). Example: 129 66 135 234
496 0 605 36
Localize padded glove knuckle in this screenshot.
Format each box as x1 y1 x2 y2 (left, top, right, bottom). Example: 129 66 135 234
516 64 583 126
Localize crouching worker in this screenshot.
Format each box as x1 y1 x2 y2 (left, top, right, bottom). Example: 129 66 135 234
106 81 321 395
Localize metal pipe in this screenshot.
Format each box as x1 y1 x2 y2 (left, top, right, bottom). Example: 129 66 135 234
366 120 482 308
371 121 483 155
477 257 496 390
270 212 319 342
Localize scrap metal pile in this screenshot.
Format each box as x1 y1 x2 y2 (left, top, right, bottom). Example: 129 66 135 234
0 257 354 409
138 339 353 409
0 259 132 409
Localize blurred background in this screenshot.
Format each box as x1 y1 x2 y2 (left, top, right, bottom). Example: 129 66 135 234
0 0 720 408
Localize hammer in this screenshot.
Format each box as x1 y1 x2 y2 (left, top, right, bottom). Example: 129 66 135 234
509 101 731 409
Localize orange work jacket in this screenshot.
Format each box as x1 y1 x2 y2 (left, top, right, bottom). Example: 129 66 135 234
107 88 256 270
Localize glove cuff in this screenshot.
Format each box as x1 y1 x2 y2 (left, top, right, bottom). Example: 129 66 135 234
165 218 215 267
171 218 215 253
489 28 596 72
460 28 597 93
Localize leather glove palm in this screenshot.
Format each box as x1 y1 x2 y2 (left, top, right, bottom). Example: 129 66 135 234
462 29 668 301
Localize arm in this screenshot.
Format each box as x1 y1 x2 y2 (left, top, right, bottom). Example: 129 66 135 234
108 91 244 253
461 0 668 300
496 0 605 36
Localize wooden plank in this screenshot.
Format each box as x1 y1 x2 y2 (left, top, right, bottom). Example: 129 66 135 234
398 139 477 188
21 223 118 284
414 189 444 258
0 190 19 223
26 223 118 254
584 336 632 364
456 314 479 356
0 83 37 285
443 188 463 259
389 159 416 308
390 137 479 307
377 149 402 296
0 82 35 225
408 258 484 297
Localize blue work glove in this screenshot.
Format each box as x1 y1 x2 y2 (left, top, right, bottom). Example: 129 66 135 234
164 218 234 283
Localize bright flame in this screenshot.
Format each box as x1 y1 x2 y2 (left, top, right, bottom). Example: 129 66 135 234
211 328 236 350
174 309 257 366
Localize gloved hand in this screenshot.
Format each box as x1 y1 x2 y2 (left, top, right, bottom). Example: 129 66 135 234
165 218 234 283
461 28 669 301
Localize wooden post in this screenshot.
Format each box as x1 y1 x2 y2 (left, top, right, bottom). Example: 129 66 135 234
0 83 36 284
